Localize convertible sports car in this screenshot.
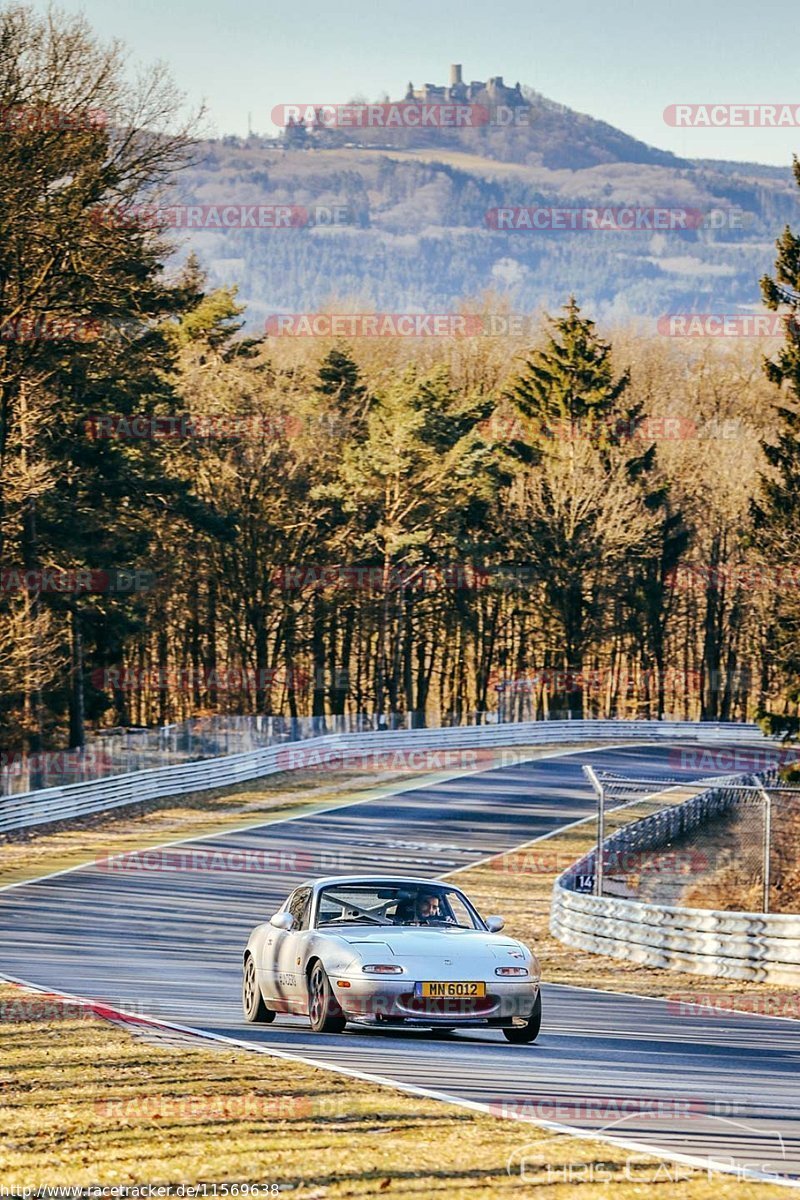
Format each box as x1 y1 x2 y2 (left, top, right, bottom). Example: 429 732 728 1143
242 875 542 1042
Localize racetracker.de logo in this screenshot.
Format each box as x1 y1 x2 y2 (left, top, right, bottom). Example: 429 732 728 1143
90 665 309 692
667 992 800 1018
90 204 312 230
94 1094 314 1121
95 848 348 874
275 747 498 773
272 564 489 591
0 105 106 131
0 568 154 594
0 315 104 342
668 746 800 772
271 101 520 128
493 1095 728 1120
485 207 705 231
664 103 800 127
658 314 797 337
266 313 485 337
83 413 303 440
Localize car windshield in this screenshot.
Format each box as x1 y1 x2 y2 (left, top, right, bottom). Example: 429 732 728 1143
315 883 482 929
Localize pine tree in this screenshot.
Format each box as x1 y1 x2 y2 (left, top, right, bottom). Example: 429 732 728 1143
754 183 800 739
503 299 661 717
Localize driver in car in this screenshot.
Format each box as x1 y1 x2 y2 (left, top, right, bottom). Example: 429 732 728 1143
418 893 446 923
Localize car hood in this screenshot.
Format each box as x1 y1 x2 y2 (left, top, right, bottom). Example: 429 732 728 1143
334 927 526 959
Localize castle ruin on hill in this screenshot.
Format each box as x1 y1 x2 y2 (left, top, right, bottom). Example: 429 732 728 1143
404 64 528 111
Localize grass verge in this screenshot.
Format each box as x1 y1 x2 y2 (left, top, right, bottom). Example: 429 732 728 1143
0 982 788 1197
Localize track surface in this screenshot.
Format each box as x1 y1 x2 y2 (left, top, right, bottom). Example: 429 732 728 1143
2 743 799 1184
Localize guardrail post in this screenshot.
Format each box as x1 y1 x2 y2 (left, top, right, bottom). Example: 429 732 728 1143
583 764 605 897
760 785 772 914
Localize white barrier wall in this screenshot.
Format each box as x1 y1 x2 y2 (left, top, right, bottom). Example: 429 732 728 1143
550 775 800 985
0 718 771 835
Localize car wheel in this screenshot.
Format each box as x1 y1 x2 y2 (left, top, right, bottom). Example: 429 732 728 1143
308 961 346 1033
243 954 275 1024
503 990 541 1044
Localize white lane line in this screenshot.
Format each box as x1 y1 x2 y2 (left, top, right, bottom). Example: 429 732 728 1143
0 741 649 894
0 970 796 1190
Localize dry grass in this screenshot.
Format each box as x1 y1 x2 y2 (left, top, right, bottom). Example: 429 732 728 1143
681 800 800 914
0 983 787 1197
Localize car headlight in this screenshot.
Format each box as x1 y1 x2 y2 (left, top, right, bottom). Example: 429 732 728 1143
495 966 529 976
362 964 404 974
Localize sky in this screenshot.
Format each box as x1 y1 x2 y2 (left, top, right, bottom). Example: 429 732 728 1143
33 0 800 166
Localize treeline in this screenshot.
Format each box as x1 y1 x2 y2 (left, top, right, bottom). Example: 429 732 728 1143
2 5 800 752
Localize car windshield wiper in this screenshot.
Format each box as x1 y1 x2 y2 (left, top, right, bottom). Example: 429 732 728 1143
320 915 389 926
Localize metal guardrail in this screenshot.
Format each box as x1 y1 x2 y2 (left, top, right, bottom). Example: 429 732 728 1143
0 718 773 836
551 773 800 984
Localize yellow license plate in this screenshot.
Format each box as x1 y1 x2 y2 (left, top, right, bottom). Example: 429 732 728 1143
418 981 486 998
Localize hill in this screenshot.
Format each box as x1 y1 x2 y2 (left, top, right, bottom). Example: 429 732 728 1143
166 71 797 328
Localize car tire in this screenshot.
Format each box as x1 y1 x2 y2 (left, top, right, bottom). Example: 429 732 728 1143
308 961 347 1033
243 954 275 1024
503 990 541 1044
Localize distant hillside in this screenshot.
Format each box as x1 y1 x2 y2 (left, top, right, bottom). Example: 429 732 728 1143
167 75 797 327
281 85 687 172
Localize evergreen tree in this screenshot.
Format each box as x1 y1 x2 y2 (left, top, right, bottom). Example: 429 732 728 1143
503 299 661 717
755 181 800 739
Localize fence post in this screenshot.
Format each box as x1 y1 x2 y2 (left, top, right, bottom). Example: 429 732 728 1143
760 785 772 914
584 765 605 897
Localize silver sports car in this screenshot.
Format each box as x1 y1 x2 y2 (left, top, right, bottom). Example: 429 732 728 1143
242 875 542 1042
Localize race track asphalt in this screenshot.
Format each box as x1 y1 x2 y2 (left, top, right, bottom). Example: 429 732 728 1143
2 742 798 1185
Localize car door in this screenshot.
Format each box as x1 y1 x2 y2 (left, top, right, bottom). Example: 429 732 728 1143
272 887 312 1011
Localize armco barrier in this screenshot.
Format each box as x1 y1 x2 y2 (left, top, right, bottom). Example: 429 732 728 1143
550 775 800 984
0 718 773 836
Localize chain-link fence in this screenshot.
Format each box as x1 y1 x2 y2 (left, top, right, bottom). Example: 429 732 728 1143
0 711 408 796
581 765 800 914
0 704 542 796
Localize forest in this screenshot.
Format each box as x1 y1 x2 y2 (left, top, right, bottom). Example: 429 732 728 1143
2 5 800 753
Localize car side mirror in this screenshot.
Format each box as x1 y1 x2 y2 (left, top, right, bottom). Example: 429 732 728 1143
269 911 294 931
486 915 505 932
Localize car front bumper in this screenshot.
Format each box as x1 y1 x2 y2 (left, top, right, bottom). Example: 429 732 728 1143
331 975 540 1025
